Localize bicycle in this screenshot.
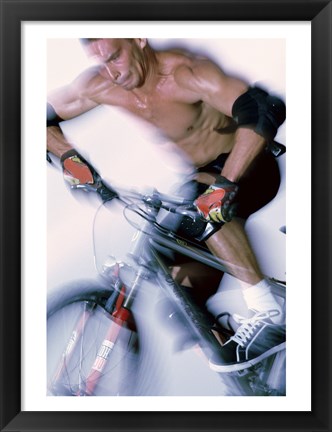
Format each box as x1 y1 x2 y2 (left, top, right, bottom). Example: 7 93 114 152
47 174 286 397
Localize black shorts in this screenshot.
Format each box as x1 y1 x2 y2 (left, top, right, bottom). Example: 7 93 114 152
195 150 281 219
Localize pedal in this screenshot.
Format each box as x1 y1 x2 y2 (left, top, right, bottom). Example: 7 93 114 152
226 361 264 378
230 367 253 378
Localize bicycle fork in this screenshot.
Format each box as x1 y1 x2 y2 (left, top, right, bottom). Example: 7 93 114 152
50 304 94 394
83 266 150 395
50 285 132 396
60 266 145 396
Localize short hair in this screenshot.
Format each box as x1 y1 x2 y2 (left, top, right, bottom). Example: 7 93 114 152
79 38 134 46
79 38 101 45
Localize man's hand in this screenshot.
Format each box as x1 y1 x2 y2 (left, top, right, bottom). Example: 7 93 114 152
60 149 95 186
194 176 239 223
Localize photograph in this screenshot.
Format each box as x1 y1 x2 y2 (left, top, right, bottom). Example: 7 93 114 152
1 0 331 431
46 36 287 399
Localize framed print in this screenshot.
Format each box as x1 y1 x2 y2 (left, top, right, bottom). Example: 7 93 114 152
1 0 331 431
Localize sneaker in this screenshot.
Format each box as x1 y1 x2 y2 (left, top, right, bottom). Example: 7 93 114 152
209 310 286 373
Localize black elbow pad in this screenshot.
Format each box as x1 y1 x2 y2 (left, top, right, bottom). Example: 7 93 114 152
232 87 286 141
47 103 64 127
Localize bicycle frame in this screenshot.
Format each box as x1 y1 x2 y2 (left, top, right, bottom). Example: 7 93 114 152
49 185 286 396
120 218 227 355
101 197 284 373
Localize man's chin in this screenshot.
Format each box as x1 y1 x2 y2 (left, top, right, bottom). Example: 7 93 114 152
119 77 134 90
122 76 145 91
122 82 135 91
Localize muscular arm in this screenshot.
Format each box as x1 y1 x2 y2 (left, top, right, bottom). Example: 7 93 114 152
220 129 266 183
175 60 267 182
47 125 74 158
47 66 102 158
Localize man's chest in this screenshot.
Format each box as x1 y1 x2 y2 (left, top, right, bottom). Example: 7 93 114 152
122 92 204 141
96 80 203 141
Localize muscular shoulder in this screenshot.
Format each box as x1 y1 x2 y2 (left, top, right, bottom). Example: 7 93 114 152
48 65 118 119
171 52 248 113
155 50 213 102
173 55 228 95
71 65 116 100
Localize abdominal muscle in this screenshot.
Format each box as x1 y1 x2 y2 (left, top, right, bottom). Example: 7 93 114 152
175 126 234 168
165 105 236 169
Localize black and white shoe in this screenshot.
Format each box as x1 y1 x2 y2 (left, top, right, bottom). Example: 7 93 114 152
209 310 286 373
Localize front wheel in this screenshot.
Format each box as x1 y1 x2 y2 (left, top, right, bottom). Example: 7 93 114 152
47 279 139 396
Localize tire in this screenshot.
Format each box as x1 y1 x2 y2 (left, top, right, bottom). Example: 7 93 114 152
47 279 140 396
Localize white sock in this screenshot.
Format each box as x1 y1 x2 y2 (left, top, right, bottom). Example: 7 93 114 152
242 279 284 324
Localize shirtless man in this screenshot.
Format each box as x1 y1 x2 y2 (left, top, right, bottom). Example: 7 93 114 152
47 38 286 372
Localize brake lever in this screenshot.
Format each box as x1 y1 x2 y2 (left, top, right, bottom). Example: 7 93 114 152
70 179 118 203
174 205 200 221
96 182 118 203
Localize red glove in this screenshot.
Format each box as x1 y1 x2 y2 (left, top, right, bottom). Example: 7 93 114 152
60 149 95 186
194 176 239 223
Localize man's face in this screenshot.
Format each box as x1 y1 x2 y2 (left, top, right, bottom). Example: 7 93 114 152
84 38 147 90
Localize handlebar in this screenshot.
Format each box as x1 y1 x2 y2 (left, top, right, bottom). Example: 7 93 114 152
72 177 201 220
70 176 222 242
48 151 221 241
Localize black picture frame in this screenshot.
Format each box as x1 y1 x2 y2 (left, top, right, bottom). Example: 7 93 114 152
0 0 331 431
